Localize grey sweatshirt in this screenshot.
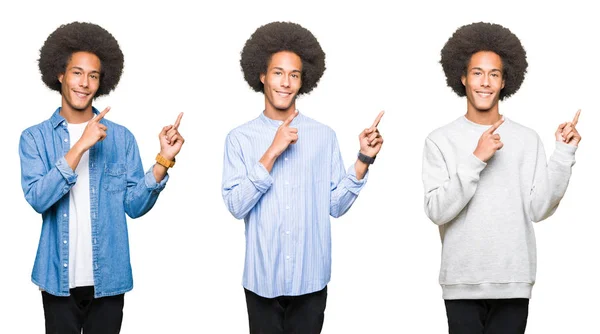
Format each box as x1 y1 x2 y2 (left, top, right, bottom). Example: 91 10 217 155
422 116 577 299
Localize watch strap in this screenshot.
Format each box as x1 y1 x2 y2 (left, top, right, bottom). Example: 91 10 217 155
357 151 375 165
156 153 176 168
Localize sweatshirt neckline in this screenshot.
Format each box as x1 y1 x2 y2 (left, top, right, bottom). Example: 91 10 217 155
460 115 507 130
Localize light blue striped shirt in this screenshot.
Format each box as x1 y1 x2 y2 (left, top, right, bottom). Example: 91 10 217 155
222 112 367 298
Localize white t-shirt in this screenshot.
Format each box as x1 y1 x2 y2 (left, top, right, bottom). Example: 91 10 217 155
67 121 94 288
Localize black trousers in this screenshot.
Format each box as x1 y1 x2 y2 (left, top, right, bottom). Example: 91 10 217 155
445 299 529 334
41 286 124 334
244 286 327 334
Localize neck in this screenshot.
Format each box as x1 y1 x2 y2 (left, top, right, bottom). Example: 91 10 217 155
465 106 501 125
60 101 94 124
263 103 296 121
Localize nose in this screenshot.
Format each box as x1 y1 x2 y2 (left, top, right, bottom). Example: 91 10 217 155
481 74 490 87
280 74 290 88
79 74 89 88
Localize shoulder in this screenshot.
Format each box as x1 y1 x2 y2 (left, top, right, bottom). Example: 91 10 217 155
298 113 336 137
102 118 135 139
425 117 463 143
226 116 263 140
503 117 540 142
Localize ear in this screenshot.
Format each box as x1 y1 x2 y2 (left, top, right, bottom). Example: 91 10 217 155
58 73 64 84
501 78 505 90
461 75 466 87
260 73 265 85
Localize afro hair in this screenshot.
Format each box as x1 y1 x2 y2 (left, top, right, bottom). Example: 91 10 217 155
39 22 124 97
440 22 528 100
240 21 326 95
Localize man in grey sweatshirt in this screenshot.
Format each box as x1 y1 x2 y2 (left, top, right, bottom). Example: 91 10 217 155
422 22 581 333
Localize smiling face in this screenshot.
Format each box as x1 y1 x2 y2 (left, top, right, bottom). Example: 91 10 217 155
58 51 101 116
260 51 302 117
461 51 505 114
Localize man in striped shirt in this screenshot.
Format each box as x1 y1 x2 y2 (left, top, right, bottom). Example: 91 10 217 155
222 21 384 333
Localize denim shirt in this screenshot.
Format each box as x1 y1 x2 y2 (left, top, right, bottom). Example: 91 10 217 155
19 107 168 297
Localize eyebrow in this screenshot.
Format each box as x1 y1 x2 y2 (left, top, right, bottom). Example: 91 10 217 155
272 66 301 73
471 67 502 72
69 66 100 74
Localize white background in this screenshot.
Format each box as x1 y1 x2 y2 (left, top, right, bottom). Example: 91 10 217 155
1 0 598 333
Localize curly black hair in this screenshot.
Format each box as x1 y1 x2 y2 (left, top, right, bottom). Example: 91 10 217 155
240 21 326 95
39 22 124 97
440 22 528 100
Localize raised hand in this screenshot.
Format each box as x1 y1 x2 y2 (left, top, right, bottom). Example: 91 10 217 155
359 111 384 158
267 111 299 158
556 109 581 146
159 112 185 160
77 106 110 151
473 118 504 162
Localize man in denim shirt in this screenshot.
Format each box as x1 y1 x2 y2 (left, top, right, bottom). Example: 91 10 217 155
19 22 184 333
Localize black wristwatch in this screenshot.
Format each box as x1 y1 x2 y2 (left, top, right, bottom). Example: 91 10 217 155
357 151 376 164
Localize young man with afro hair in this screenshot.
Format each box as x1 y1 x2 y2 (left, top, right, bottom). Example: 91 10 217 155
19 22 185 333
222 21 384 333
422 22 581 333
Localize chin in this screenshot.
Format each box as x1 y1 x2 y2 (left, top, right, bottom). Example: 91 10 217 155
274 103 293 111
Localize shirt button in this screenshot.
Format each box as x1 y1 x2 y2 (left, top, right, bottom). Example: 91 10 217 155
285 231 290 235
63 263 68 268
284 158 288 161
285 206 290 210
286 256 290 260
284 181 289 185
63 240 67 244
64 138 68 142
63 213 67 217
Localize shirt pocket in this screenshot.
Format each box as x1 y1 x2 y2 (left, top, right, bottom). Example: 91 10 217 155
103 162 127 193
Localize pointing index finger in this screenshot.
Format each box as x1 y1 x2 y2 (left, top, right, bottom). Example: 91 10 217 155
572 109 581 126
283 111 299 126
95 106 111 122
173 112 184 129
487 117 504 134
370 111 385 129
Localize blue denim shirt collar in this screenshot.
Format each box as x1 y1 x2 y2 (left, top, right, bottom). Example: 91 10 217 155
50 107 101 128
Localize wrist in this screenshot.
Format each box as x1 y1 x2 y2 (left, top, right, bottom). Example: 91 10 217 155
265 147 280 160
357 151 376 164
72 141 89 155
156 153 176 168
159 151 175 161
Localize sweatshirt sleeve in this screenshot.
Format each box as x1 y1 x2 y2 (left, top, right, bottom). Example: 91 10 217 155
422 137 486 225
528 139 577 222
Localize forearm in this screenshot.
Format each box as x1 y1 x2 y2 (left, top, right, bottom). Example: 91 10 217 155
424 154 484 225
22 157 77 213
330 164 367 218
354 159 369 180
125 167 167 218
529 141 576 222
152 163 168 183
64 142 87 171
223 163 273 219
259 148 279 173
